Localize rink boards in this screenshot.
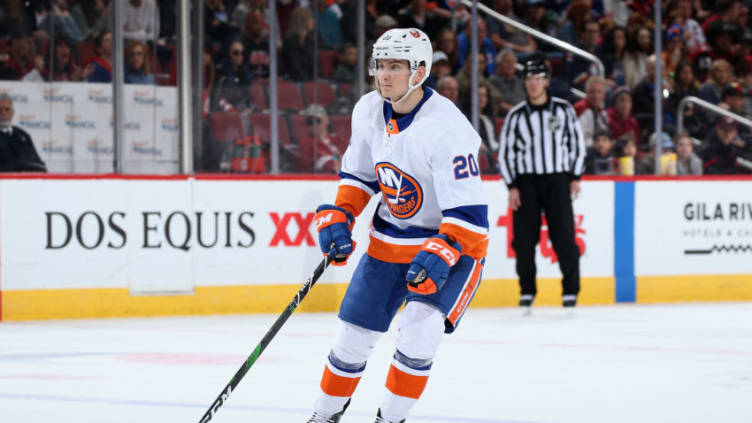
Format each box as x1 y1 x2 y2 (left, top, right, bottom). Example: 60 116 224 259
1 175 751 321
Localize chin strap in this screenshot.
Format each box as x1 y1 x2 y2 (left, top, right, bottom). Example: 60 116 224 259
376 68 423 105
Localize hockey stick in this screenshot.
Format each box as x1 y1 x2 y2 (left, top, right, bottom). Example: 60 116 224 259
198 249 337 423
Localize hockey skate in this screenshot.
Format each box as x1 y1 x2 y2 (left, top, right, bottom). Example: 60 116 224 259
375 409 406 423
519 294 534 316
563 295 577 316
306 399 350 423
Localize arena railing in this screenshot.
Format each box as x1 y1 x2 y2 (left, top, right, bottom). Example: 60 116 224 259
460 0 605 81
677 96 752 172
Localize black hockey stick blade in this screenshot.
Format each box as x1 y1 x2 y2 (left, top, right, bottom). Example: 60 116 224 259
198 249 337 422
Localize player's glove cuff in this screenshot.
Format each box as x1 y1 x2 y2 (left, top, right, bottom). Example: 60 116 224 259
406 234 462 295
314 204 356 265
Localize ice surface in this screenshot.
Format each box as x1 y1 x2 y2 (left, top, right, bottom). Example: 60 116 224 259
1 303 751 423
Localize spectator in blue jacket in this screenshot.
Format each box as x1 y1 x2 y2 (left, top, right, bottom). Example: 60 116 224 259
456 18 496 75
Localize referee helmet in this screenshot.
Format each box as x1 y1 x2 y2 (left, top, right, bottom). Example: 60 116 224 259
523 54 549 79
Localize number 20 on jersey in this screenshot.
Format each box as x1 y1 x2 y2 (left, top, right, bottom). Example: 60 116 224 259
453 154 480 179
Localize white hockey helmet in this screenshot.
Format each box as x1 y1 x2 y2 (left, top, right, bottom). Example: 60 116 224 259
370 28 433 104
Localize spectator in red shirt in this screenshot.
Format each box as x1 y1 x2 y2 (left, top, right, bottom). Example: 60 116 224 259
575 75 608 147
608 87 640 146
298 104 344 174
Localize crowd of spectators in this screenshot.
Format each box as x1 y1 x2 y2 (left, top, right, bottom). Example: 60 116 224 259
1 0 751 175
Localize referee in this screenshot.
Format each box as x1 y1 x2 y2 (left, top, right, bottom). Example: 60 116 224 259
498 54 585 313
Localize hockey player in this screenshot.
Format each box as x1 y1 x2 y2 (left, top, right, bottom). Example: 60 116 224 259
306 28 489 423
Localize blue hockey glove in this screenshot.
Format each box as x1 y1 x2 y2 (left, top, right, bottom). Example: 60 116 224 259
406 234 462 295
314 204 355 265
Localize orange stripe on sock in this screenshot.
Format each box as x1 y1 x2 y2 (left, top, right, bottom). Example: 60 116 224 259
447 259 483 325
385 364 429 399
320 366 361 397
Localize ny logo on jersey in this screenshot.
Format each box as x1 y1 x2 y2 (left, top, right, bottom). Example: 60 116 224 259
375 162 423 219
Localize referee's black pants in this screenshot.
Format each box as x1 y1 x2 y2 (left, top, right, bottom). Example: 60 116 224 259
511 173 580 298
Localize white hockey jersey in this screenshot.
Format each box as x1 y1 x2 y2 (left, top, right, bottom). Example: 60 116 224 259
333 88 489 263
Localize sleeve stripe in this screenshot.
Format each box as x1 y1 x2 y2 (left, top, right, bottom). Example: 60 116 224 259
439 222 489 256
339 178 376 196
339 171 380 195
442 205 489 229
335 184 373 217
441 216 488 235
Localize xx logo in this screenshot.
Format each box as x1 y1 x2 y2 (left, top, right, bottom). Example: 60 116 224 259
269 212 316 247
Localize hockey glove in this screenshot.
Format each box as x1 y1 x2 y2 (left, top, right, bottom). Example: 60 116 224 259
314 204 356 265
406 234 462 295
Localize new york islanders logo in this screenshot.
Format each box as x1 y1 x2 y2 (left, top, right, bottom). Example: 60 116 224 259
376 162 423 219
409 30 421 38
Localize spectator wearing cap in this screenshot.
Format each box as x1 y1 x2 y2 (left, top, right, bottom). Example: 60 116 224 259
0 94 46 173
674 132 704 175
638 132 675 175
584 130 615 175
663 24 685 76
2 28 37 80
672 0 707 54
701 115 751 174
489 49 525 117
721 83 752 141
608 88 640 146
333 43 358 83
436 75 459 106
374 14 398 39
456 18 497 76
575 76 609 148
425 51 451 89
722 83 751 118
698 59 733 106
298 104 344 173
486 0 536 56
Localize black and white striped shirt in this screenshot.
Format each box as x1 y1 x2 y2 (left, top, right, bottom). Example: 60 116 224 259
498 96 586 188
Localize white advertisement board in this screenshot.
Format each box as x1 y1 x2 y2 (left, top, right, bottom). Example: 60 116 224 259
0 179 613 292
635 181 752 276
484 180 614 278
0 81 178 174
